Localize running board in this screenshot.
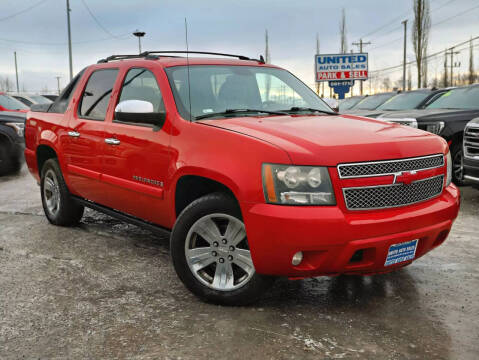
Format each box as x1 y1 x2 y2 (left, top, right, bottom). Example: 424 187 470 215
73 196 171 237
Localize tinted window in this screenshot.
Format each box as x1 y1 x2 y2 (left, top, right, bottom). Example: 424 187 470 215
355 93 396 110
79 69 118 120
426 86 479 110
13 96 33 107
165 65 331 120
0 94 29 110
376 91 430 111
339 97 364 111
49 69 85 113
30 95 52 104
117 68 164 113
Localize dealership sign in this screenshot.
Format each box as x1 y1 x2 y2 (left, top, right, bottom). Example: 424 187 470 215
315 53 368 82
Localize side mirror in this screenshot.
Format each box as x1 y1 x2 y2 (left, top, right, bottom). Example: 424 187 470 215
114 100 166 128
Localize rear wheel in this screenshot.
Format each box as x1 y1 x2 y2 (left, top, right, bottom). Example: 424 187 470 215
40 158 84 226
170 193 274 305
0 140 17 176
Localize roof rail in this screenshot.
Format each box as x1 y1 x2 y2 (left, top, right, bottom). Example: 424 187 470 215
97 51 265 64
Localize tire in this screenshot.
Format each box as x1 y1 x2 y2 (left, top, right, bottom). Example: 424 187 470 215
170 192 274 305
450 143 465 186
0 141 15 176
40 158 84 226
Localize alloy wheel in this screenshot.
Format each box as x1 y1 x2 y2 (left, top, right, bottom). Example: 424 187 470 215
43 169 61 216
184 213 255 291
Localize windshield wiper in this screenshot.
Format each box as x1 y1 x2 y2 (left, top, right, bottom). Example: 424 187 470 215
280 106 337 115
195 109 288 120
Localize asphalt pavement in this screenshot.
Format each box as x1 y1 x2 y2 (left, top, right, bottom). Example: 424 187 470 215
1 167 478 359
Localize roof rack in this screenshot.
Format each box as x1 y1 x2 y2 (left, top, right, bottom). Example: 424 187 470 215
97 51 265 64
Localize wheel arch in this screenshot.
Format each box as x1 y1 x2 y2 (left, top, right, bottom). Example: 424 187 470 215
173 171 241 219
36 144 58 177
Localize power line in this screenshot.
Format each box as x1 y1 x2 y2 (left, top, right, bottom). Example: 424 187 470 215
371 35 479 73
80 0 122 39
0 32 130 46
0 0 49 21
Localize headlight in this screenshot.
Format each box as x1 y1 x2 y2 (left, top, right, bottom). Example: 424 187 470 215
6 122 25 137
446 151 452 187
262 164 336 205
425 122 444 135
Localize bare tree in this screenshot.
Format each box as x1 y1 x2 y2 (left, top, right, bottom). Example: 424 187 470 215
407 65 412 90
469 38 475 85
443 49 448 87
412 0 431 88
382 77 391 91
339 8 347 53
316 33 320 95
422 54 428 87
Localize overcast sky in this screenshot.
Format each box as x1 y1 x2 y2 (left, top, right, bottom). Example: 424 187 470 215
0 0 478 93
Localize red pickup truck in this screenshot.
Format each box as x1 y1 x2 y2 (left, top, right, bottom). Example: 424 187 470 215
24 52 460 305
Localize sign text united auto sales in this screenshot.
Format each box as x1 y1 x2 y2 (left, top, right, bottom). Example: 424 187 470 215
315 53 368 82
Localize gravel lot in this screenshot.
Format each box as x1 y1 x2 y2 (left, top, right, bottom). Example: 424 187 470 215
1 167 478 360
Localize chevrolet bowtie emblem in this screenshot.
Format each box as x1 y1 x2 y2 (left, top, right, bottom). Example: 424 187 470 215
394 170 419 185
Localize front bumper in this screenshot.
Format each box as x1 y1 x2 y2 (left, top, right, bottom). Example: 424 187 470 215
241 184 460 277
464 158 479 184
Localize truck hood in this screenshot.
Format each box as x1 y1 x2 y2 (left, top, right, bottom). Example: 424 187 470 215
380 108 479 121
200 114 446 166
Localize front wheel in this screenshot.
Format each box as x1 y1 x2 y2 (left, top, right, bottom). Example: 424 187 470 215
451 143 465 186
170 193 274 305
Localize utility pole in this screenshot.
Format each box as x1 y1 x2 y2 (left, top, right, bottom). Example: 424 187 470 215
55 76 61 95
133 30 146 54
315 33 320 95
402 20 408 92
352 39 371 95
66 0 73 81
14 52 19 93
446 47 460 86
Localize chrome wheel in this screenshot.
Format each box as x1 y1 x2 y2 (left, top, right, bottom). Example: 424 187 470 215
43 169 61 216
185 213 255 291
453 149 464 181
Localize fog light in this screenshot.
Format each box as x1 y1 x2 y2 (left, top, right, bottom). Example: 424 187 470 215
291 251 303 266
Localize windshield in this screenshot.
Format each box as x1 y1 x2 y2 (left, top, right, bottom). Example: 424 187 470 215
339 97 364 111
30 95 52 104
0 94 29 110
426 86 479 110
377 91 430 111
354 93 395 110
165 65 332 120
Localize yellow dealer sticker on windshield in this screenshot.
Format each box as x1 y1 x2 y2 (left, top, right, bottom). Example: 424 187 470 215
442 91 452 97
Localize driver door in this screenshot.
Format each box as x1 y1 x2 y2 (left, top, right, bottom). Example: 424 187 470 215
101 67 171 225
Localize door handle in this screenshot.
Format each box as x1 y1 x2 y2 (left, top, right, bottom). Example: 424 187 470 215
105 138 120 145
68 131 80 138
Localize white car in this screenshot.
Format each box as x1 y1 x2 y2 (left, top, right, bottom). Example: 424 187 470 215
11 93 52 107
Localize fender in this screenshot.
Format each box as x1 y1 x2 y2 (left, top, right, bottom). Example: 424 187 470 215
168 166 242 222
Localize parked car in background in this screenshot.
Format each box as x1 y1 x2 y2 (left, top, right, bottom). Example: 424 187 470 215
42 94 58 102
24 52 459 305
463 118 479 189
12 93 53 107
342 91 399 116
0 92 29 112
380 84 479 185
0 111 25 175
321 97 339 111
338 95 366 113
371 88 451 118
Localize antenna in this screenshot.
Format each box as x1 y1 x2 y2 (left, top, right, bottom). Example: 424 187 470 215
185 18 192 122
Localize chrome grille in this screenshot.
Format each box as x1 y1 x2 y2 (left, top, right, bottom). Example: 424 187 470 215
343 176 444 210
338 154 444 178
464 124 479 159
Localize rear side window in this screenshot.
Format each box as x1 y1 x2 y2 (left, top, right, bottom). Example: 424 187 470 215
78 69 118 120
117 68 164 113
49 69 85 113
